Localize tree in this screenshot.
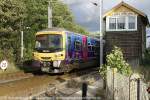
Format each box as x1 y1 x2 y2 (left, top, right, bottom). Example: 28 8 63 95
0 0 89 64
23 0 88 60
23 0 88 33
51 0 88 34
0 0 26 63
142 48 150 65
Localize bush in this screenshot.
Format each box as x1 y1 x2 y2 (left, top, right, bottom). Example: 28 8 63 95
100 46 132 79
141 48 150 66
0 48 14 63
0 48 19 73
24 43 33 61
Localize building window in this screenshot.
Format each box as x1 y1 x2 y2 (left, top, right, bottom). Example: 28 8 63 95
117 16 126 29
109 18 116 29
128 16 136 29
106 15 137 31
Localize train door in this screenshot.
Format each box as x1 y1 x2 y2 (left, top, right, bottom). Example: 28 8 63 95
67 33 76 63
67 35 72 58
82 36 88 61
66 33 74 60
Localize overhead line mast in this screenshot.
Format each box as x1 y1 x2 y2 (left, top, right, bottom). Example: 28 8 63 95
99 0 103 66
48 0 52 28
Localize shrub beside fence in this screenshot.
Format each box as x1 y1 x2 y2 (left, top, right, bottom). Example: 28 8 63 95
106 68 149 100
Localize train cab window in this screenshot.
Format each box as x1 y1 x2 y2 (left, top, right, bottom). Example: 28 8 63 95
35 34 63 52
75 40 81 51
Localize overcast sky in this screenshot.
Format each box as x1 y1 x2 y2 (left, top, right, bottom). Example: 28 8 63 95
61 0 150 32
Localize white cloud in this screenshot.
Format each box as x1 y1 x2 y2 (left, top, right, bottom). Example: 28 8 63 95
61 0 100 30
62 0 150 32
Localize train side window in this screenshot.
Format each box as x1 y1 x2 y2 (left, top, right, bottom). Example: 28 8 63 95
93 45 98 55
88 42 93 52
94 46 98 52
92 46 94 51
88 46 91 51
88 42 91 51
75 40 81 51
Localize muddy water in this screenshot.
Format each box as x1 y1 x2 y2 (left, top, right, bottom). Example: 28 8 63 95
0 74 70 96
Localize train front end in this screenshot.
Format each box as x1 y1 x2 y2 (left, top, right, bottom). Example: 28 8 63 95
33 30 65 73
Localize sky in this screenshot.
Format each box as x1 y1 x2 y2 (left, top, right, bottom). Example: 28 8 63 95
61 0 150 46
61 0 150 32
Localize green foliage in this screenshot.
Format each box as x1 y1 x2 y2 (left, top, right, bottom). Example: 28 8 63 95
100 46 132 79
0 48 14 62
50 0 88 34
23 0 88 60
141 48 150 66
99 64 107 80
135 48 150 82
0 0 26 64
0 0 88 63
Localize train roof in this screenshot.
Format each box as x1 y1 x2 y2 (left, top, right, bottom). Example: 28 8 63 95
37 27 100 41
38 27 66 32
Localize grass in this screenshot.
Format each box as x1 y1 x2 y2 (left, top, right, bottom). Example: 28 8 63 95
0 63 21 75
0 60 41 75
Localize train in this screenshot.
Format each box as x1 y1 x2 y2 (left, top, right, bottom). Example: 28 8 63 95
32 28 100 73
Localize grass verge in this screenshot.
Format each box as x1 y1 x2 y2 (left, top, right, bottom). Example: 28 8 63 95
0 62 21 75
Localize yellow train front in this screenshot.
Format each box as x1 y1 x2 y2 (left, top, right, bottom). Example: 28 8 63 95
33 28 100 73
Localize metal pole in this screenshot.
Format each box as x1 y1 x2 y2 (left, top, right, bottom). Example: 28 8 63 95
21 30 24 59
99 0 103 66
48 1 52 28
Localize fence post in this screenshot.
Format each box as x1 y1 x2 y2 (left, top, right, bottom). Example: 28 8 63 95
129 73 141 100
113 68 117 100
113 68 115 100
137 78 140 100
82 82 87 100
129 75 131 100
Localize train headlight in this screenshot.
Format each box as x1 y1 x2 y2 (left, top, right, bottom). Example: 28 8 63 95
55 53 63 57
53 60 61 67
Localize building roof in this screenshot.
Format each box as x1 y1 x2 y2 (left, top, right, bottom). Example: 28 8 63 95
103 2 150 26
